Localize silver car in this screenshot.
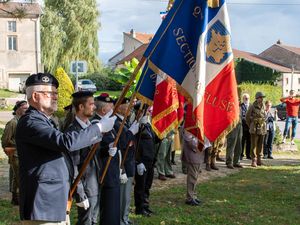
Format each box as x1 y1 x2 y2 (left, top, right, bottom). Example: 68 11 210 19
77 79 97 92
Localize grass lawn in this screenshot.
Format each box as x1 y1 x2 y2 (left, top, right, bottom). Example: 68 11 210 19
1 162 300 224
0 89 18 98
94 90 121 98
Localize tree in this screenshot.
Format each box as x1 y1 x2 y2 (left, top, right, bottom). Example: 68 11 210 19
54 67 74 115
112 58 142 97
41 0 100 73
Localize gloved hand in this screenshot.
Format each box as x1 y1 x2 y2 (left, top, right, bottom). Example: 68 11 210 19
129 121 139 135
76 199 90 210
108 142 117 157
97 116 116 133
139 115 149 125
137 163 146 176
120 169 128 184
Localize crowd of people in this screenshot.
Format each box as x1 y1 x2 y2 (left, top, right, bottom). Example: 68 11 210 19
1 72 300 225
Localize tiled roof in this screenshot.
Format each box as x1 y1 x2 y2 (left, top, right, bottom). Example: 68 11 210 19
0 2 41 17
117 44 148 65
124 32 154 44
278 44 300 55
233 49 294 73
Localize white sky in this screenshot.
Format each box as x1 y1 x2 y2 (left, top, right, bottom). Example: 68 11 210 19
99 0 300 63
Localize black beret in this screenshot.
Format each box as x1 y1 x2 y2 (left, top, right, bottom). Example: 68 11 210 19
13 100 27 112
114 97 130 105
25 73 59 88
95 93 114 103
72 91 94 98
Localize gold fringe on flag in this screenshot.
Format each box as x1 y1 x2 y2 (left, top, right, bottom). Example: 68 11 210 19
207 0 220 8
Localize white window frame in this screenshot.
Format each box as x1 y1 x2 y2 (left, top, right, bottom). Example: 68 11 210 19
8 21 16 32
8 35 18 51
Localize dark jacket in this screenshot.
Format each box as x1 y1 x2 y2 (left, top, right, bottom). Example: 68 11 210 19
91 114 120 188
135 123 155 166
116 115 135 177
66 119 101 202
16 106 102 221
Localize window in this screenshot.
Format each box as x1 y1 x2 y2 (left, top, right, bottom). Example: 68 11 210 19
8 36 17 51
8 21 16 32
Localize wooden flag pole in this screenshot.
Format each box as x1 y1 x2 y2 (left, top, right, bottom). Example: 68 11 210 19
100 56 146 184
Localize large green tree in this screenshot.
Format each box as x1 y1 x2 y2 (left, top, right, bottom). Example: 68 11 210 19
41 0 100 73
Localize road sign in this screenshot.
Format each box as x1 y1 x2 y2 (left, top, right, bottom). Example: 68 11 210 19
70 61 87 74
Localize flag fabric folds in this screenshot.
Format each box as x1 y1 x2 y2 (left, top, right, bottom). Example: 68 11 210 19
136 0 239 142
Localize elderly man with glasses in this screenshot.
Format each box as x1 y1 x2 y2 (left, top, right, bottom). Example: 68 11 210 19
16 73 116 225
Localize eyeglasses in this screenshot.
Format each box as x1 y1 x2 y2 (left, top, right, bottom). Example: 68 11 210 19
36 91 58 97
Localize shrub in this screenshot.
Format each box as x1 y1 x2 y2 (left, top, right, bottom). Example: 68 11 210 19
238 82 282 105
54 67 74 116
80 72 122 91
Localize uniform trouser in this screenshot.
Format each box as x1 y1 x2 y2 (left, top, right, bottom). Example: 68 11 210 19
100 186 120 225
264 130 274 157
250 134 265 159
241 125 251 158
11 156 19 196
76 195 99 225
226 123 242 166
120 177 133 225
156 139 174 176
22 216 70 225
186 163 201 201
134 162 154 212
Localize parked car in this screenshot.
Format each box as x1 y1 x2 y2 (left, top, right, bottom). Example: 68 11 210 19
77 79 97 92
273 103 300 120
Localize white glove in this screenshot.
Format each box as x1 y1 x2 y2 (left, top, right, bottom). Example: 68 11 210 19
108 143 117 157
129 121 140 135
137 163 146 176
139 115 149 125
120 169 128 184
76 199 90 210
97 116 116 133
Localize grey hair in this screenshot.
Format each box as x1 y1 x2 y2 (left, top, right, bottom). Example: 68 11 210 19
94 100 109 111
242 93 250 99
25 85 46 100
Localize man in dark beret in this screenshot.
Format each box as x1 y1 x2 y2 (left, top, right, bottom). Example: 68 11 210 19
16 73 116 224
1 100 28 205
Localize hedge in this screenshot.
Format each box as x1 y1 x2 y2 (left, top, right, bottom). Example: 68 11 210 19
238 82 282 105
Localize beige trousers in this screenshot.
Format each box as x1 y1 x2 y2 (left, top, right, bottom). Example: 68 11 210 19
186 163 201 201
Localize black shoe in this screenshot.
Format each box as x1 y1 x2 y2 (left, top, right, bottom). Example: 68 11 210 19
185 199 199 206
227 164 234 169
136 209 151 217
144 208 154 215
268 155 274 159
171 161 176 165
246 156 251 160
194 198 202 204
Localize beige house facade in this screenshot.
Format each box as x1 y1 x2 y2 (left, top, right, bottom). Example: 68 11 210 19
0 2 42 92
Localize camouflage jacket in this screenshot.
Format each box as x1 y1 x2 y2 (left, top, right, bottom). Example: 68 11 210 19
246 101 267 135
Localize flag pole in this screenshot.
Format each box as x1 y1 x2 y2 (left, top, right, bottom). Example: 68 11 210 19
100 56 146 184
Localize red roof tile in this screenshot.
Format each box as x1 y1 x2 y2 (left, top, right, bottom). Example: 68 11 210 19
117 44 148 65
0 2 41 17
124 32 154 44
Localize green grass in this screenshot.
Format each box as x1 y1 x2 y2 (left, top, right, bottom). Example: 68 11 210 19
133 165 300 225
1 162 300 224
294 139 300 151
94 90 121 98
0 89 18 98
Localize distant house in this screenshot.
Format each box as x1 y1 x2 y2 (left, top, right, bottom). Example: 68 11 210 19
113 34 300 97
108 29 153 68
0 2 42 92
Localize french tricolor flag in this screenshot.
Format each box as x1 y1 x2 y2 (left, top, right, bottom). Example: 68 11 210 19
136 0 239 142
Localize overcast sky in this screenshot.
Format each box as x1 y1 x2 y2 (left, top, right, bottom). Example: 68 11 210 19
97 0 300 64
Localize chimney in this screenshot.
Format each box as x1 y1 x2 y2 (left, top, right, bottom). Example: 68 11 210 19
130 29 136 38
277 39 282 45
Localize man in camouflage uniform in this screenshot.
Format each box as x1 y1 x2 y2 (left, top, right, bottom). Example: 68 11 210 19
246 92 267 167
1 100 28 205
